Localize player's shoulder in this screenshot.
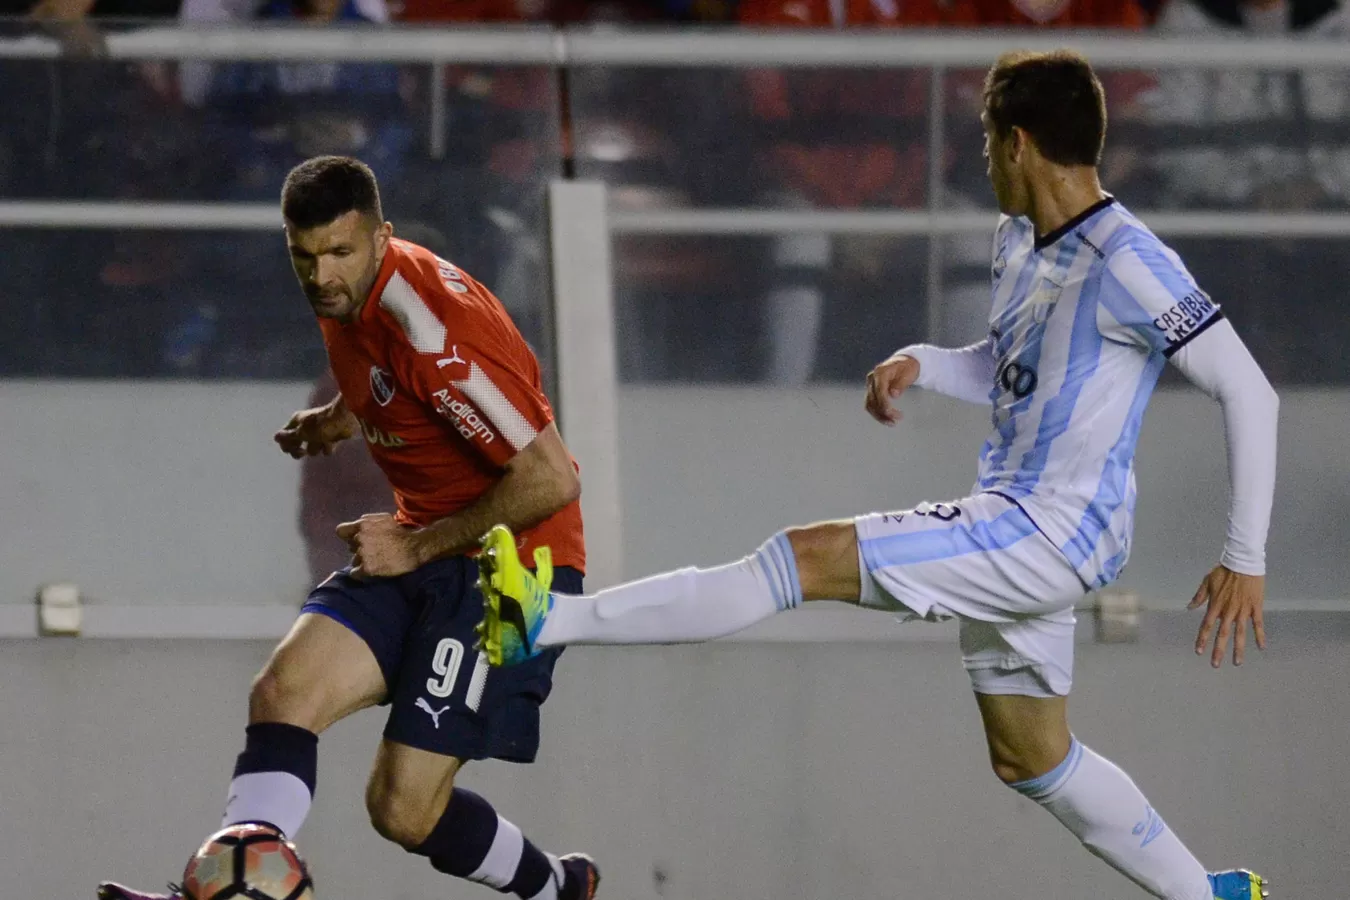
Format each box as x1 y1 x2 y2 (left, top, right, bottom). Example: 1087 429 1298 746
995 213 1033 244
1095 205 1193 279
992 214 1033 274
375 238 510 356
1092 202 1162 257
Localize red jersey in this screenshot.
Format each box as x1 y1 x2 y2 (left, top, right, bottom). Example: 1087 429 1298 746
318 238 585 572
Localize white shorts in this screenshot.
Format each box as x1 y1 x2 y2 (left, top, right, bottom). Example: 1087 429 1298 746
854 492 1089 698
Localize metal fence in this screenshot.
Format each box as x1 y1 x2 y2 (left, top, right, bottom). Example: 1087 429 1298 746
2 26 1349 383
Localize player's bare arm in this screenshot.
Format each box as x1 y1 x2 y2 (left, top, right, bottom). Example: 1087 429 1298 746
338 422 580 578
865 353 921 425
274 393 359 459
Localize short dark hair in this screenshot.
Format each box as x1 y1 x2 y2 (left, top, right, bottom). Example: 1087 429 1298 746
281 156 383 230
983 50 1107 167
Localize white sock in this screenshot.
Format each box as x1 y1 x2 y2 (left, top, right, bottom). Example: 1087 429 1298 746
1011 738 1212 900
467 815 524 889
536 533 801 647
222 771 313 838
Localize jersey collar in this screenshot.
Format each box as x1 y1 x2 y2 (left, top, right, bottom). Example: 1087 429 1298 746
1033 195 1115 252
356 240 402 325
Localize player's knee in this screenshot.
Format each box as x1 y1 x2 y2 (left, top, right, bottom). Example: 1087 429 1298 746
784 522 860 602
366 775 445 849
248 662 319 728
988 738 1072 786
990 754 1037 786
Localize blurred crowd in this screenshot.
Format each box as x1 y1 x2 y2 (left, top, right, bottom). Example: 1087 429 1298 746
1 0 1348 387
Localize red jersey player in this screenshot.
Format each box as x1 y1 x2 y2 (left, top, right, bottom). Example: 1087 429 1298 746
98 156 600 900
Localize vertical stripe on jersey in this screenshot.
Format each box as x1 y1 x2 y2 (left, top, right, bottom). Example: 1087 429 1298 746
379 272 448 354
452 361 540 452
989 239 1094 494
1062 351 1165 570
980 241 1054 481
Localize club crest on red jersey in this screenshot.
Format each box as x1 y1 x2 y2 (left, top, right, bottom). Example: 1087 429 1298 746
370 365 396 406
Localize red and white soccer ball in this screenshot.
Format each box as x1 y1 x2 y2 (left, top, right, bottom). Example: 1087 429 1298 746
181 824 315 900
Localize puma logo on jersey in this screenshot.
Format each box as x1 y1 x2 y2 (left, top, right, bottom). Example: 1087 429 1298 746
416 697 451 729
437 346 467 370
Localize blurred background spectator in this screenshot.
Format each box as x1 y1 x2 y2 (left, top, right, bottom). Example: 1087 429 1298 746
712 0 1152 385
1138 0 1350 382
1 0 1348 384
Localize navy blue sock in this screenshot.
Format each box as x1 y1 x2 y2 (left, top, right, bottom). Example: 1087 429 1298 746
415 788 557 899
221 722 318 838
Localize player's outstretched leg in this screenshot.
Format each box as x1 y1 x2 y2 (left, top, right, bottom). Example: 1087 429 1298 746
976 694 1268 900
476 520 856 665
97 613 387 900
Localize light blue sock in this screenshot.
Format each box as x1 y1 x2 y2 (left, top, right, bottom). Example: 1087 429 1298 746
755 531 804 612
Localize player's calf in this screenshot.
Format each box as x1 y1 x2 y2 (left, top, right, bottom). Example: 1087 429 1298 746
369 739 597 900
404 783 598 900
365 744 461 849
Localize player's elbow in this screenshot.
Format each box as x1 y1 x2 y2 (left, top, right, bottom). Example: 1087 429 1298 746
1235 376 1279 425
552 463 582 509
520 455 580 518
1262 380 1280 419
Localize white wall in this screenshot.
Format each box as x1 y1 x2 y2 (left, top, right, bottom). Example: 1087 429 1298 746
1 381 1347 899
1 634 1347 900
0 382 1344 634
0 380 314 609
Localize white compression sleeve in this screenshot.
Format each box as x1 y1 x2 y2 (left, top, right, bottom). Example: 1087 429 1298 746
893 338 997 405
1166 318 1279 575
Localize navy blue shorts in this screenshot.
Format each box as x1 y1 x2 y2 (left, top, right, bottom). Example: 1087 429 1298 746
301 557 579 764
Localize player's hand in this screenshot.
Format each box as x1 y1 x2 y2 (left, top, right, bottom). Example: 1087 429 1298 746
1189 565 1267 668
337 513 424 579
865 353 922 425
274 400 356 459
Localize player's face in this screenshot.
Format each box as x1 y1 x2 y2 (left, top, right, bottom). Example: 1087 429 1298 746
286 210 391 322
982 112 1027 216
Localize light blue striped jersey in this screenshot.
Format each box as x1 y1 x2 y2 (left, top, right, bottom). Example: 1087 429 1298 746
976 197 1223 588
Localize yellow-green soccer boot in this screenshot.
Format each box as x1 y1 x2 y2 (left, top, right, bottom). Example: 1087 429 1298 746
476 524 555 667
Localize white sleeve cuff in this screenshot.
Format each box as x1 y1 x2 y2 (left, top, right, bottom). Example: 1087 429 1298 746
895 339 997 406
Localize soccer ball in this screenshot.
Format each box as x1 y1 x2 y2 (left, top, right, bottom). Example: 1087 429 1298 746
181 824 315 900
